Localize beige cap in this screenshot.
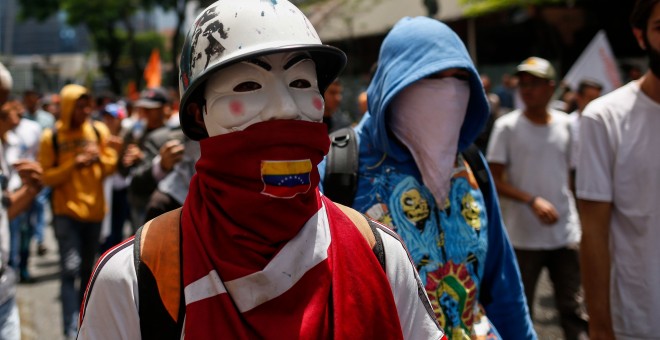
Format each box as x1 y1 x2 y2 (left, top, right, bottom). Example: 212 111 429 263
0 62 12 90
516 57 556 80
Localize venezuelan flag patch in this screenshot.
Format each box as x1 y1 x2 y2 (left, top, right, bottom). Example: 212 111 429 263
261 160 313 198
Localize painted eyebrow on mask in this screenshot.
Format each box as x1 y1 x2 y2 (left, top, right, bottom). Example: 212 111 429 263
284 55 311 70
247 59 272 71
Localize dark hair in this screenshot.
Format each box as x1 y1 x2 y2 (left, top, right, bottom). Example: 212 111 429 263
631 0 660 31
577 79 603 95
23 89 40 97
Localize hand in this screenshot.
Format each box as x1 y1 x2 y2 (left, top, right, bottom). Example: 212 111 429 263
84 143 100 161
13 160 43 189
107 135 123 153
159 140 185 173
122 144 144 168
75 144 101 168
529 196 559 225
75 153 95 168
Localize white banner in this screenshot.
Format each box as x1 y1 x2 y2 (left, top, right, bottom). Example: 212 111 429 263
563 30 622 94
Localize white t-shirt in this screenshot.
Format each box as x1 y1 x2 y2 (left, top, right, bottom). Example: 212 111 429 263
576 80 660 339
4 118 41 191
487 109 580 250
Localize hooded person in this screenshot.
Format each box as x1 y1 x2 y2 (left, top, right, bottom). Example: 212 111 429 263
321 17 536 339
37 84 117 338
77 1 444 339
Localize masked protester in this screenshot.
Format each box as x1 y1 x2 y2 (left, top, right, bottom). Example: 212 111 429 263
321 17 536 339
77 1 443 339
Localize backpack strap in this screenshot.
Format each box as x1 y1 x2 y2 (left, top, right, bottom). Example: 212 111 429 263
324 127 359 207
335 203 386 271
461 144 492 206
90 121 102 142
134 208 184 340
51 128 59 167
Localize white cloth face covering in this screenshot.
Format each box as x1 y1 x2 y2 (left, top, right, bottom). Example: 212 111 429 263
203 51 324 136
390 77 470 204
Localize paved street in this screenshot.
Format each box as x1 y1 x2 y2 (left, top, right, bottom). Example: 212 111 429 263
15 224 567 339
16 224 64 340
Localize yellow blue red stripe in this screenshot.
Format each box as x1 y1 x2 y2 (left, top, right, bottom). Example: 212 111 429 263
261 160 313 198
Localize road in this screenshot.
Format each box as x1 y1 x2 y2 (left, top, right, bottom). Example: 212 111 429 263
16 225 568 339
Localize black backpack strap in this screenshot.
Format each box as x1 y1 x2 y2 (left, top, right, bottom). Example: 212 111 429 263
91 121 102 142
324 127 359 207
51 128 59 167
461 144 492 206
365 215 386 271
134 208 184 340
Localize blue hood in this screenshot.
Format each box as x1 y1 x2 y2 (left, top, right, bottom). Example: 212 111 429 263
364 16 489 160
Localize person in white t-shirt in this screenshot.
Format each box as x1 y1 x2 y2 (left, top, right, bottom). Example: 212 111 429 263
577 1 660 339
487 57 587 339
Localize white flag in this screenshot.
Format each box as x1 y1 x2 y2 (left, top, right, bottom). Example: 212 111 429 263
563 30 622 94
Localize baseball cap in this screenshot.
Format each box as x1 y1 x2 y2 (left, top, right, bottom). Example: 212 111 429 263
516 57 556 80
102 103 126 119
0 62 12 90
135 87 169 109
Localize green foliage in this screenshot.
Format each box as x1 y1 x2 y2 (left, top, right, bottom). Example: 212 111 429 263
291 0 331 9
17 0 60 21
17 0 169 93
459 0 567 16
113 31 166 66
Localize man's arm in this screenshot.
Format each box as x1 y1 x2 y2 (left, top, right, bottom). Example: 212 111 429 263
6 160 43 219
7 185 39 220
489 163 559 225
578 199 614 340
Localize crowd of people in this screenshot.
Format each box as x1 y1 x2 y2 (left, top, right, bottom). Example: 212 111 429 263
0 0 656 339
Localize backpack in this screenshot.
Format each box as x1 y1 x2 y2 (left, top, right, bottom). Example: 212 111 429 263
323 127 493 208
133 205 387 339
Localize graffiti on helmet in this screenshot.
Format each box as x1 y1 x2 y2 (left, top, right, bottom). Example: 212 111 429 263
190 6 230 74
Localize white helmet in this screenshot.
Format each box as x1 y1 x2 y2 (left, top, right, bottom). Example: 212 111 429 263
179 0 347 140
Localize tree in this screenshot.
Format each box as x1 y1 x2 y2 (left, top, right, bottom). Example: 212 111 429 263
459 0 566 16
18 0 162 94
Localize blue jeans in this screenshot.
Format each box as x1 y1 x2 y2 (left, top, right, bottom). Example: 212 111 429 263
8 188 50 276
31 187 50 244
9 213 32 276
0 297 20 340
53 215 101 337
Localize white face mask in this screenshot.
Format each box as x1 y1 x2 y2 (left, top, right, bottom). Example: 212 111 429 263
390 77 469 204
203 52 324 136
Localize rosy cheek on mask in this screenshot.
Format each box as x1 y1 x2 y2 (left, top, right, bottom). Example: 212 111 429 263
229 100 244 116
291 91 324 122
313 97 324 111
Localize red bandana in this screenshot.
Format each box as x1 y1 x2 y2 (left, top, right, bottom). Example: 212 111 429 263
181 120 404 339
